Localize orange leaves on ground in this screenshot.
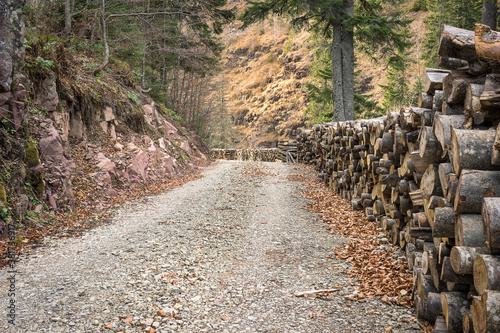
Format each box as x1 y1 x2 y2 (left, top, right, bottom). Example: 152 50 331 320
299 175 413 308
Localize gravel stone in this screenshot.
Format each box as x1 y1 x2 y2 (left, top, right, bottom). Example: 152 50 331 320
0 161 418 332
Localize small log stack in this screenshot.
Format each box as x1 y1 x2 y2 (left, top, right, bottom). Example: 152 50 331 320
297 24 500 333
210 142 298 162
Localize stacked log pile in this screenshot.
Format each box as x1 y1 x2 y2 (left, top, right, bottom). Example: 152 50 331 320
297 24 500 333
211 148 281 161
211 142 298 162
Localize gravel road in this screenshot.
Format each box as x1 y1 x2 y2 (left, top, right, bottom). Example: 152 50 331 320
0 160 419 332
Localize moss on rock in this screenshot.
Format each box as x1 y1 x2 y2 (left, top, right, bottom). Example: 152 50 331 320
24 138 40 167
0 184 6 203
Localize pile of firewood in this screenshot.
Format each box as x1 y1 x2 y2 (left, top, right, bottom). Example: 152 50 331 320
211 142 298 163
211 148 281 162
298 24 500 333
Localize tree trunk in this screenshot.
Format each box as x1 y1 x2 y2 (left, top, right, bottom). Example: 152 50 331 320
65 0 72 35
482 2 498 30
332 0 354 121
94 0 109 75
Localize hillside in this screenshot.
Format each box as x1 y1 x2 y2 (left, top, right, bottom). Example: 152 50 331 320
0 15 211 262
209 1 429 148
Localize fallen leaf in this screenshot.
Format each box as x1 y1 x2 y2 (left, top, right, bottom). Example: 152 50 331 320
105 323 113 329
385 327 393 332
221 317 230 321
122 315 133 323
157 310 166 317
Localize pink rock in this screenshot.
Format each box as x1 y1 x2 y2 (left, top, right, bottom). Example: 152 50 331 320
180 141 192 156
10 100 25 130
96 153 116 175
0 92 11 105
39 125 65 164
101 171 112 186
128 151 149 181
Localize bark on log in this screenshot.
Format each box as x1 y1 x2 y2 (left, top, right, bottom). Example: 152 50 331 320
443 101 464 115
464 83 486 124
433 115 465 151
492 123 500 165
471 289 500 333
419 93 434 109
443 71 486 105
426 291 444 322
475 23 500 60
421 164 444 200
439 25 477 62
417 271 438 307
454 170 500 214
480 74 500 111
473 254 500 294
420 126 443 158
482 197 500 254
456 214 487 247
440 256 473 285
424 68 451 94
433 207 457 237
435 91 444 111
450 129 498 175
451 246 488 274
441 291 469 332
439 56 469 70
438 163 454 196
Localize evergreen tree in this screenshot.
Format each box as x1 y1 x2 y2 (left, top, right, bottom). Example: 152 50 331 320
240 0 409 121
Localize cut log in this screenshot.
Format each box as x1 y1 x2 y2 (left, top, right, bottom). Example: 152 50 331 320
440 256 473 285
440 291 469 333
443 70 486 105
451 246 488 274
456 214 487 247
439 56 469 70
434 316 451 333
471 289 500 333
420 126 443 158
464 83 485 125
438 25 477 62
482 197 500 254
450 128 498 175
417 271 438 307
473 254 500 294
426 291 444 322
433 115 465 151
421 164 443 200
433 207 457 237
434 91 444 111
424 68 451 94
480 74 500 112
454 170 500 214
443 101 464 115
463 310 473 333
492 123 500 166
474 23 500 60
419 93 434 109
438 163 454 196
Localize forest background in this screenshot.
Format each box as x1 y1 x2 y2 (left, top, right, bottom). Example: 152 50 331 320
19 0 496 147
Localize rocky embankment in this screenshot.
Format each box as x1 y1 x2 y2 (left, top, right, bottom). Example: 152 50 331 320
0 0 211 260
